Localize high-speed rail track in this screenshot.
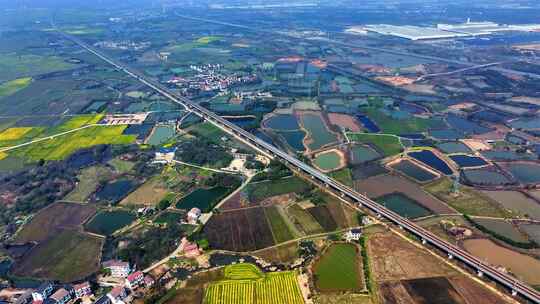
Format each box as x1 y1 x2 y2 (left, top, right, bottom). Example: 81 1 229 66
61 31 540 304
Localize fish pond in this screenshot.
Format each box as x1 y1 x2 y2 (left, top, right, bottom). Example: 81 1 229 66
349 144 380 164
505 163 540 184
462 168 513 186
428 129 463 140
146 124 175 145
355 114 380 133
264 114 299 131
408 150 453 175
314 151 342 171
520 224 540 244
481 150 536 161
85 210 136 236
473 218 529 243
375 193 432 219
446 114 491 134
436 142 471 154
277 130 306 152
94 179 135 204
176 186 230 212
391 160 437 183
449 155 487 168
301 113 338 150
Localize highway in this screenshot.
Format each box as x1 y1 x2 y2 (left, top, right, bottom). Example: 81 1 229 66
60 31 540 304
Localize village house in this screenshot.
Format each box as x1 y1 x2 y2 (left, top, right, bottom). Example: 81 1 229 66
186 208 202 224
154 147 177 164
344 229 362 242
125 271 144 290
106 286 127 304
92 296 111 304
143 275 155 288
73 282 92 298
102 260 131 278
31 282 54 302
49 288 71 304
184 243 201 258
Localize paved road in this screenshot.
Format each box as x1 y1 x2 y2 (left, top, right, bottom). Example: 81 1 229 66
59 29 540 304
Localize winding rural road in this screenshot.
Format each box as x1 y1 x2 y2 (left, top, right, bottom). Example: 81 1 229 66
57 26 540 303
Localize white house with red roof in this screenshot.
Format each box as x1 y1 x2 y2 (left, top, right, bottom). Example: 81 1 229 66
125 271 144 289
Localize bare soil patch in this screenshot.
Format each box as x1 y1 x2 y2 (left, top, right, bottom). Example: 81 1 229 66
328 113 362 132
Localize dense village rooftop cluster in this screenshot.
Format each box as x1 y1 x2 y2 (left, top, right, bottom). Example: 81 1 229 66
10 260 154 304
167 64 259 96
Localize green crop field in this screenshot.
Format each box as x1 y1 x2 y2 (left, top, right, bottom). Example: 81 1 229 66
265 206 295 243
329 168 354 187
314 243 363 292
189 122 227 142
12 125 135 160
287 204 324 235
0 54 76 82
204 263 304 304
247 176 311 202
347 133 403 157
55 114 104 132
0 77 31 98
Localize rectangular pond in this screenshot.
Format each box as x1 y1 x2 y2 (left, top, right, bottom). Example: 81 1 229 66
391 160 437 183
375 193 432 219
449 155 487 168
408 150 453 175
176 186 231 212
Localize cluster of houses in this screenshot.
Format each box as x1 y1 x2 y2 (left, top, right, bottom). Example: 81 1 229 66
166 64 259 96
10 260 155 304
14 281 92 304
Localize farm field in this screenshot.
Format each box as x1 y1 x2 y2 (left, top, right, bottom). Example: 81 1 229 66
16 202 96 243
368 231 456 282
287 204 324 235
153 211 184 226
65 165 113 202
347 133 402 157
0 77 32 98
188 122 227 143
12 125 136 160
120 177 169 206
203 207 275 251
85 210 136 236
0 127 34 141
204 263 304 304
424 178 510 218
52 114 104 132
482 190 540 220
313 243 364 292
355 174 454 215
265 206 296 243
327 113 361 132
254 242 299 264
0 54 76 82
11 230 103 282
313 294 373 304
361 108 443 134
463 239 540 285
246 176 311 203
308 205 338 232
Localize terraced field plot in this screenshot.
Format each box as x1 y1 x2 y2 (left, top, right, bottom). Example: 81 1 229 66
204 263 304 304
287 204 324 235
313 243 364 292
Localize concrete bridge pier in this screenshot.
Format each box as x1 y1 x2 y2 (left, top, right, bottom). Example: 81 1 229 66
421 238 427 245
512 290 518 297
448 253 454 260
477 270 483 277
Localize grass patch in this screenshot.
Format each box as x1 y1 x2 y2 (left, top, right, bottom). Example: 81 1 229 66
247 176 311 202
287 204 324 235
204 263 303 304
0 77 31 98
108 157 135 173
314 243 363 291
120 177 169 206
347 133 402 157
12 125 135 160
54 114 104 132
0 151 6 160
424 178 511 218
188 122 226 142
265 206 295 243
196 36 222 44
0 54 76 82
12 230 103 282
